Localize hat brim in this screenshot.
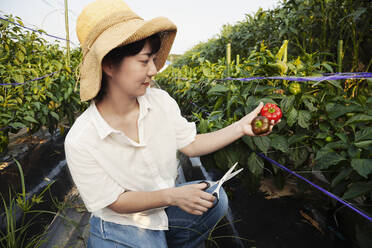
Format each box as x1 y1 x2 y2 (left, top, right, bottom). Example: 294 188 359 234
79 16 177 102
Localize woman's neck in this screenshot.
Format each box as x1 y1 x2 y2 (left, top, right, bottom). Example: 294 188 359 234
95 91 139 122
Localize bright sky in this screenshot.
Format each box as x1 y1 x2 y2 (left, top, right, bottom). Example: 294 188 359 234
0 0 279 54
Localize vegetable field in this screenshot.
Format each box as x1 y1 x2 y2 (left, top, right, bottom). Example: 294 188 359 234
1 0 372 247
156 40 372 246
0 14 85 154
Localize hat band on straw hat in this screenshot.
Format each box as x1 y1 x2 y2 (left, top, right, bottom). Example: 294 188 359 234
82 10 143 58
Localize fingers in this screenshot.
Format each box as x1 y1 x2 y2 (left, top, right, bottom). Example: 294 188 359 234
251 102 264 116
193 182 209 190
200 191 216 202
184 193 215 215
189 183 215 202
258 118 281 136
189 197 215 215
178 183 218 215
190 209 204 215
198 198 215 209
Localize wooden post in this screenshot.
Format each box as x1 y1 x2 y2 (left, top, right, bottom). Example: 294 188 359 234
337 40 343 73
236 54 240 66
64 0 70 66
226 43 231 76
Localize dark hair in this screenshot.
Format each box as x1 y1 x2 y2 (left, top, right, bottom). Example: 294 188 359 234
94 32 162 103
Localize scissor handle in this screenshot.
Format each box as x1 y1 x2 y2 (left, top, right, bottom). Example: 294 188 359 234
211 192 219 209
199 180 210 189
199 180 218 209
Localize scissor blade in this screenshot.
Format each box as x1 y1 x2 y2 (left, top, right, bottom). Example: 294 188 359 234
220 162 239 183
213 162 240 197
224 168 243 182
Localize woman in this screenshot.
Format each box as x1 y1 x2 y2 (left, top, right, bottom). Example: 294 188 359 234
65 1 280 247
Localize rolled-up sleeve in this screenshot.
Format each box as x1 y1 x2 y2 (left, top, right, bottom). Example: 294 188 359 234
162 90 197 150
64 140 125 212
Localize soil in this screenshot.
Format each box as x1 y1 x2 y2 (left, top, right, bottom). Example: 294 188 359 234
0 127 73 244
204 167 354 248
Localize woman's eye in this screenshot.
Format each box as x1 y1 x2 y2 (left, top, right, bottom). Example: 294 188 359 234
142 60 149 64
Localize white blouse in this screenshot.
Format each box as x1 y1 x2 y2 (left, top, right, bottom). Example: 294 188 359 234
64 86 197 230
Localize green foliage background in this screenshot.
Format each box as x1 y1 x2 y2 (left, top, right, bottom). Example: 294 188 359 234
0 14 86 154
173 0 371 73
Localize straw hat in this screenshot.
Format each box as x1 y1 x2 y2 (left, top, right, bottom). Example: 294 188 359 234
76 0 177 101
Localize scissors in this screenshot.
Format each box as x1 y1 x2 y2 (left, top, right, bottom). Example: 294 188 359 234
199 162 243 209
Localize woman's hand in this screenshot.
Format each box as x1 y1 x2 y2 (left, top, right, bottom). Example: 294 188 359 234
237 102 281 137
167 183 216 215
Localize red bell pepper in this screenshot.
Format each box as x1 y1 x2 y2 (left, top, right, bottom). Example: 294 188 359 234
260 103 282 123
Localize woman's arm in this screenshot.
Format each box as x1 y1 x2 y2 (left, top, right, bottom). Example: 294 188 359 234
180 102 280 157
108 182 215 215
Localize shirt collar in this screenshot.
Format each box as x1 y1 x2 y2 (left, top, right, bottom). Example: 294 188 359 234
90 89 153 140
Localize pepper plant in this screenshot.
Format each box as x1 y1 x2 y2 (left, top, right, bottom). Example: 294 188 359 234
155 40 372 207
0 14 85 155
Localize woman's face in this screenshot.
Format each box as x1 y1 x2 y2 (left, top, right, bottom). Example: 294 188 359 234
103 40 158 98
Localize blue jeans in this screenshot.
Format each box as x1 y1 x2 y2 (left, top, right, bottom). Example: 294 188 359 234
87 179 229 248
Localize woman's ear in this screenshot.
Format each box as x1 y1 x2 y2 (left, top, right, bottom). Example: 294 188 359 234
102 61 114 78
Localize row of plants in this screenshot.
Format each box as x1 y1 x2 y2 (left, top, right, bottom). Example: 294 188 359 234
0 158 81 247
155 40 372 209
173 0 372 73
0 14 85 155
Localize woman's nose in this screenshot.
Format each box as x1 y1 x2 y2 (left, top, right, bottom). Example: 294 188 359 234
148 58 158 77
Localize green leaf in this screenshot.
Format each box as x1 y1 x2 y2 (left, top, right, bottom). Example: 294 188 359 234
297 110 311 129
331 168 353 187
242 136 255 150
327 80 343 90
288 133 309 145
16 50 25 62
213 149 228 170
202 68 211 77
324 141 348 150
325 102 361 119
33 102 41 110
315 152 346 170
342 182 372 200
24 116 38 123
355 127 372 142
335 133 348 144
351 159 372 178
302 97 317 112
354 140 372 148
247 152 264 176
289 147 308 168
270 135 289 153
207 84 229 96
9 122 26 129
253 136 271 152
280 95 295 113
255 98 277 105
344 114 372 126
14 74 24 83
316 132 328 139
321 62 333 73
287 107 298 127
50 112 59 121
197 118 209 133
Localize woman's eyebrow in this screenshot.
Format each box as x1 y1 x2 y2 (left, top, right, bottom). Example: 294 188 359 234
140 52 156 57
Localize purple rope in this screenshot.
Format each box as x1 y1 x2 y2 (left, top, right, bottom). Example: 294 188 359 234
257 152 372 223
0 70 60 86
0 16 71 42
221 72 372 82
